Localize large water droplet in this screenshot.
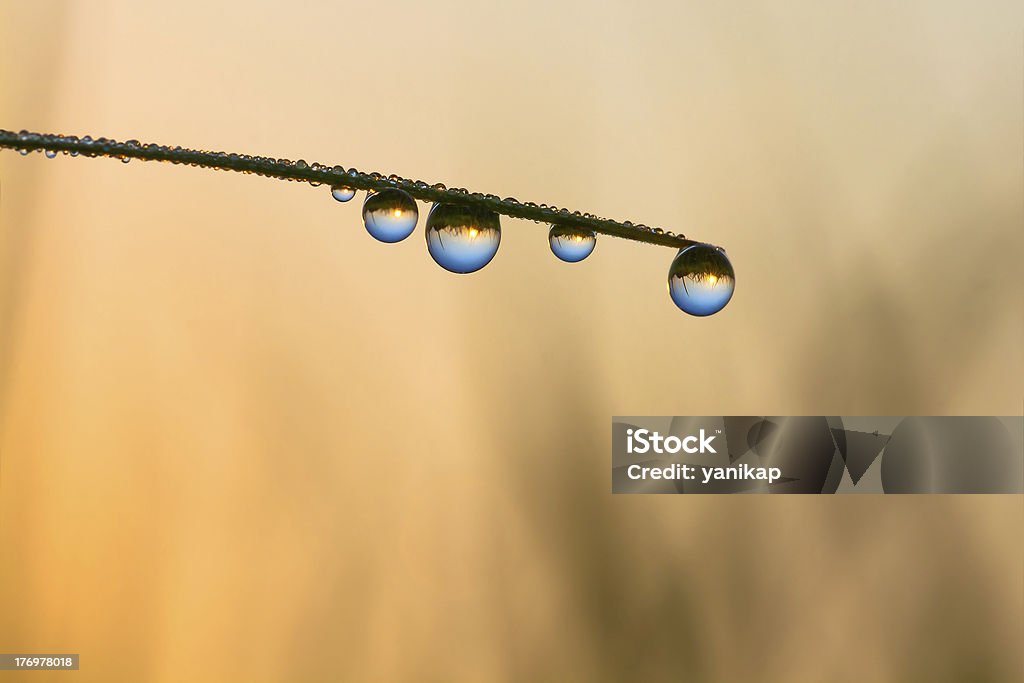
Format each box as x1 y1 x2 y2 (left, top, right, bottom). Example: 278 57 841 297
362 188 418 243
44 149 58 159
549 225 596 263
331 185 355 202
426 203 501 274
667 244 735 316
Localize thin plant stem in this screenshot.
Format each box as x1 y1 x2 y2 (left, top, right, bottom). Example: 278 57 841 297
0 129 711 251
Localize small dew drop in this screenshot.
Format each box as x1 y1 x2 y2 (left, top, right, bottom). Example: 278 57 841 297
549 226 596 263
44 149 57 159
667 244 735 316
426 203 501 274
362 188 418 243
331 185 356 202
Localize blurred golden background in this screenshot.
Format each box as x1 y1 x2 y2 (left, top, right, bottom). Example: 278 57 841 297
1 1 1022 681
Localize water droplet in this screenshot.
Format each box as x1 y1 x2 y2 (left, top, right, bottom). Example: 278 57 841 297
18 149 29 156
549 226 596 263
362 188 418 243
331 185 356 202
44 149 57 159
667 244 735 316
425 203 501 274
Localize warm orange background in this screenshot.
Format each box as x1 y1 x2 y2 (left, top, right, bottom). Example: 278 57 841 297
1 2 1022 681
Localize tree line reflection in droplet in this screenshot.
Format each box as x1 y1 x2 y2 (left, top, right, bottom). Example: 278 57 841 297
344 185 735 315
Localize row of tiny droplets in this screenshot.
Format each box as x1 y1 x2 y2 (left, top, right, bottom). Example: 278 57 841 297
1 130 689 247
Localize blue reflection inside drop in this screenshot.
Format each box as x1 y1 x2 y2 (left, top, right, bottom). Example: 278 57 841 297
668 244 735 316
549 225 596 263
362 188 418 243
425 203 501 274
331 185 355 202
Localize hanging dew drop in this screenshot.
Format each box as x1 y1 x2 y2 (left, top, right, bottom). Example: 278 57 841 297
425 203 501 274
44 149 57 159
331 185 356 202
667 244 735 316
362 188 418 243
549 225 596 263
